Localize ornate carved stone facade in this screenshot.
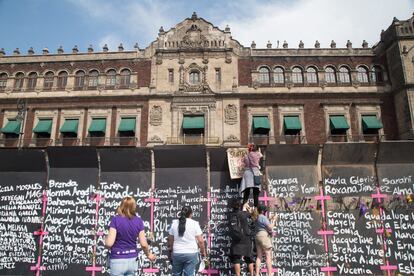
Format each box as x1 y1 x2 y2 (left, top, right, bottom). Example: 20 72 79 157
0 12 413 147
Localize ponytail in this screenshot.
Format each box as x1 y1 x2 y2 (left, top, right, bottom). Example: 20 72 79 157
178 206 192 237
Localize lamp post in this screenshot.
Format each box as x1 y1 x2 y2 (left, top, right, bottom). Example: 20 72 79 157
15 98 27 149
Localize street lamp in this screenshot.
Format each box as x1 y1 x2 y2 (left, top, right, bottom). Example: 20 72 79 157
15 98 27 148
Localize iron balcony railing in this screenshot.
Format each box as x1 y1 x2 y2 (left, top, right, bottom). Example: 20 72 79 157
167 135 219 145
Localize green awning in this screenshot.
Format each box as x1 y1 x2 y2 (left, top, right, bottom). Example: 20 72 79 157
1 120 21 134
88 118 106 133
118 118 136 132
182 116 204 129
33 119 52 134
60 119 79 134
330 115 350 130
283 116 302 130
362 115 383 130
252 116 270 131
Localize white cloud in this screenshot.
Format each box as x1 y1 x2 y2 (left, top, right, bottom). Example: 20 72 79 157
67 0 414 49
67 0 175 47
219 0 414 48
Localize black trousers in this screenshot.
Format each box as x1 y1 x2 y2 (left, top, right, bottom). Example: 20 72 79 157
243 187 260 207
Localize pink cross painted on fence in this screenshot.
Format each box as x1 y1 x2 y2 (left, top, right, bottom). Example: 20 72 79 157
376 228 392 235
371 187 387 202
320 266 337 276
201 268 219 275
317 229 334 252
380 261 398 276
143 268 160 273
143 190 160 274
261 268 278 273
85 192 104 276
259 191 274 207
30 190 49 276
314 187 331 218
202 191 218 275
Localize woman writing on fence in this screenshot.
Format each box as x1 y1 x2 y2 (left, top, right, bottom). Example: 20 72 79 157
168 206 207 276
255 205 276 276
105 196 156 276
240 144 263 207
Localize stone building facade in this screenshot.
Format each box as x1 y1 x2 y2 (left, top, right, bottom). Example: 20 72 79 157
0 12 413 148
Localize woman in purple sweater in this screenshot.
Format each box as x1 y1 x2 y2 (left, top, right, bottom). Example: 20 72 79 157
105 196 156 276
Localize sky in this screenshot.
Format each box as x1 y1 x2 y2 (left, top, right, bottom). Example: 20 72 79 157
0 0 413 54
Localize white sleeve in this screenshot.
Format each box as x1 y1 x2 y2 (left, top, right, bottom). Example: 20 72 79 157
168 220 175 236
195 221 202 236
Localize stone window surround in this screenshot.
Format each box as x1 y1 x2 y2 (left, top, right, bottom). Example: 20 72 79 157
278 105 306 143
86 108 112 141
31 110 58 145
116 107 141 145
323 105 352 141
248 106 275 143
2 110 21 138
59 109 86 140
355 104 384 140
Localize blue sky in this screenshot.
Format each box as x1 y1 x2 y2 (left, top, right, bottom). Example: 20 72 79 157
0 0 413 54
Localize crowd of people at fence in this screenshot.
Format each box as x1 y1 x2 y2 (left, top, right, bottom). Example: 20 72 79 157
105 197 276 276
105 144 269 276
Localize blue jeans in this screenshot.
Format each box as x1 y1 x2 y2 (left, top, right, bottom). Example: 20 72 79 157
172 253 199 276
109 257 137 276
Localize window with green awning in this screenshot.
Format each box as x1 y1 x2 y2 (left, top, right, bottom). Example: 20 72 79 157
329 115 350 130
33 119 52 134
182 116 205 129
252 116 270 135
283 116 302 130
362 115 383 130
118 118 136 133
1 120 21 135
88 118 106 133
60 119 79 134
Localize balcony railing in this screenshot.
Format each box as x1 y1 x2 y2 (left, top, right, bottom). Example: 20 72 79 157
55 138 81 146
249 135 306 145
0 138 53 148
167 135 219 145
326 134 386 143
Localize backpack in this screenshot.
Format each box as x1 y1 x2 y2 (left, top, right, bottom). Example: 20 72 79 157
229 212 244 241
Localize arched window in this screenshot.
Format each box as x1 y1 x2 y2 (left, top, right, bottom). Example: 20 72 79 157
119 69 131 87
57 71 68 89
74 71 85 88
27 72 38 90
357 66 369 83
106 69 116 86
0 73 7 91
43 72 54 89
14 73 24 89
371 66 383 83
88 70 99 87
258 67 270 84
325 67 336 84
338 66 351 84
273 67 284 84
306 67 318 84
189 70 201 84
292 67 303 84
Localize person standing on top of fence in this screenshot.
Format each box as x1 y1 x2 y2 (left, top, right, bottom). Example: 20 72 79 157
105 196 156 276
228 199 255 276
240 144 263 207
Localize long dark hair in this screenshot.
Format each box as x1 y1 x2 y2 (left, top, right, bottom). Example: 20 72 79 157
178 206 192 237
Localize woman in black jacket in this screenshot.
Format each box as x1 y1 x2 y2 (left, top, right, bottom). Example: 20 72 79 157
228 199 254 276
